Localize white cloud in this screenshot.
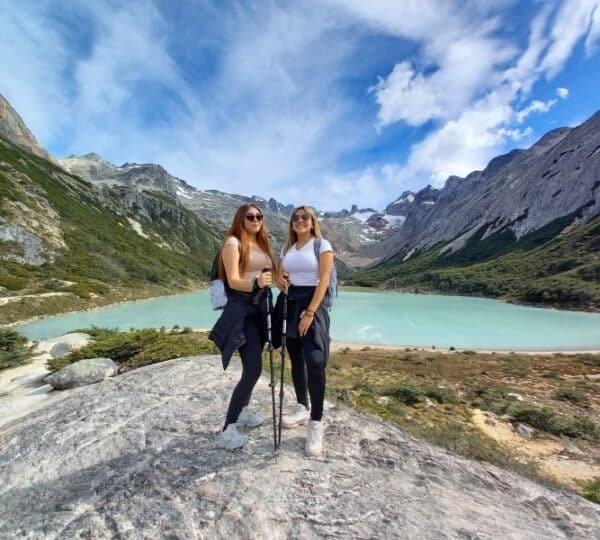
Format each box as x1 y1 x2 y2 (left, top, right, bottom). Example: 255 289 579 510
339 0 600 198
539 0 600 78
585 3 600 54
1 0 599 213
338 0 516 129
0 3 71 143
407 91 520 184
516 99 557 123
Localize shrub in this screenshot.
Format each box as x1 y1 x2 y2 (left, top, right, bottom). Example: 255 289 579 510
0 327 30 369
0 273 27 290
47 328 217 371
555 387 589 405
426 386 459 404
579 477 600 504
387 381 425 405
508 405 599 439
66 280 111 299
72 326 120 340
575 354 600 367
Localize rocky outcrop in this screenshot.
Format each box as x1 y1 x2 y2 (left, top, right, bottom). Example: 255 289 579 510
0 223 47 265
1 355 597 538
44 357 118 390
0 94 49 159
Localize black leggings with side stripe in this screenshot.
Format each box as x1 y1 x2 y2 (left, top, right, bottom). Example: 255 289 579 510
286 334 327 421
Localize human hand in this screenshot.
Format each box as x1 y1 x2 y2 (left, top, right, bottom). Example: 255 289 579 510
257 270 272 288
277 272 290 291
298 310 314 336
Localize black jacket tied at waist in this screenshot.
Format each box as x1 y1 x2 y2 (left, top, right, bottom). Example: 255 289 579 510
209 288 268 370
272 285 330 361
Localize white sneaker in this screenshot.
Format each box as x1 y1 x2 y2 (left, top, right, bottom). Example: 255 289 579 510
305 420 324 457
219 423 247 450
281 403 310 429
237 406 264 428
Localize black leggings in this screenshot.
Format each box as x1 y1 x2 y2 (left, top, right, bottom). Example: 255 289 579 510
224 312 264 428
286 333 327 421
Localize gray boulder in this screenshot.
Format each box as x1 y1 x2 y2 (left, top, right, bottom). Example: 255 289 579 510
44 357 117 390
49 342 73 359
516 423 535 438
1 355 597 538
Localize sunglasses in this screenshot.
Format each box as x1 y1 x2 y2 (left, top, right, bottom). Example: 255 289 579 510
245 213 264 222
292 214 311 222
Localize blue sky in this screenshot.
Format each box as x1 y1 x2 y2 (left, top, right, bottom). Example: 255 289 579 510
2 0 600 211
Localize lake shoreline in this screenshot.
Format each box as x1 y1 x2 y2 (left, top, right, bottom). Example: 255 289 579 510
8 284 599 327
8 288 600 353
329 341 600 355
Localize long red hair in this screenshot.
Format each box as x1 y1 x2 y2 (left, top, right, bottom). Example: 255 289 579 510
218 204 276 281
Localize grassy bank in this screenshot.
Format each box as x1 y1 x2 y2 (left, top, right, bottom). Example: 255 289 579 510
0 281 207 326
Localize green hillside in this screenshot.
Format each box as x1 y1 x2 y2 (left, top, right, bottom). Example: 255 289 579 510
346 212 600 310
0 136 223 322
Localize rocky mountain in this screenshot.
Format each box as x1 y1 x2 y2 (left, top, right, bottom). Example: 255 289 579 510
60 153 398 266
374 114 600 261
348 111 600 309
3 89 600 310
0 129 221 312
60 154 295 244
0 94 49 159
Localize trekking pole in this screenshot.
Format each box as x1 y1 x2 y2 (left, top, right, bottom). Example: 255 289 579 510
265 280 278 451
276 291 288 449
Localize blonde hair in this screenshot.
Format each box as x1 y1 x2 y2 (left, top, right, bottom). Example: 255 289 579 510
284 205 322 254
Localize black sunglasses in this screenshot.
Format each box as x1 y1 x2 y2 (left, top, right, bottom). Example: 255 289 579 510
292 213 311 222
245 213 264 222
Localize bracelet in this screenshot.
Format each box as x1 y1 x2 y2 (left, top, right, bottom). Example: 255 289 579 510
304 309 315 317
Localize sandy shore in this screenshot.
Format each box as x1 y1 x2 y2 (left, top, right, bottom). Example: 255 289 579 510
329 341 600 355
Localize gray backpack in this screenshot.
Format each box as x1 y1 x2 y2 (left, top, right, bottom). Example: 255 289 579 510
313 238 338 310
209 253 228 310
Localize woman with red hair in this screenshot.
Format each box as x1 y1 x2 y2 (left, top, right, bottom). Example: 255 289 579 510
209 204 276 450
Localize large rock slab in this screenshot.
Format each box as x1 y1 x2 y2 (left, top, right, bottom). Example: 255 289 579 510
0 355 598 539
44 357 117 390
33 333 91 355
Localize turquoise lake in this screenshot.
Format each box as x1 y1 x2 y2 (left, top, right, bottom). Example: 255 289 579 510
14 289 600 350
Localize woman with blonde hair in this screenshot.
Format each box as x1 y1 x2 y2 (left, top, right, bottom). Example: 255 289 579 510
276 205 334 457
210 204 275 450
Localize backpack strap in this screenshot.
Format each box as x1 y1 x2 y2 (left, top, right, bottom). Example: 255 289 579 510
313 237 321 264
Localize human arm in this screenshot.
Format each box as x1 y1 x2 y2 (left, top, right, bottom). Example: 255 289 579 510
298 250 334 336
276 261 290 291
221 241 272 292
